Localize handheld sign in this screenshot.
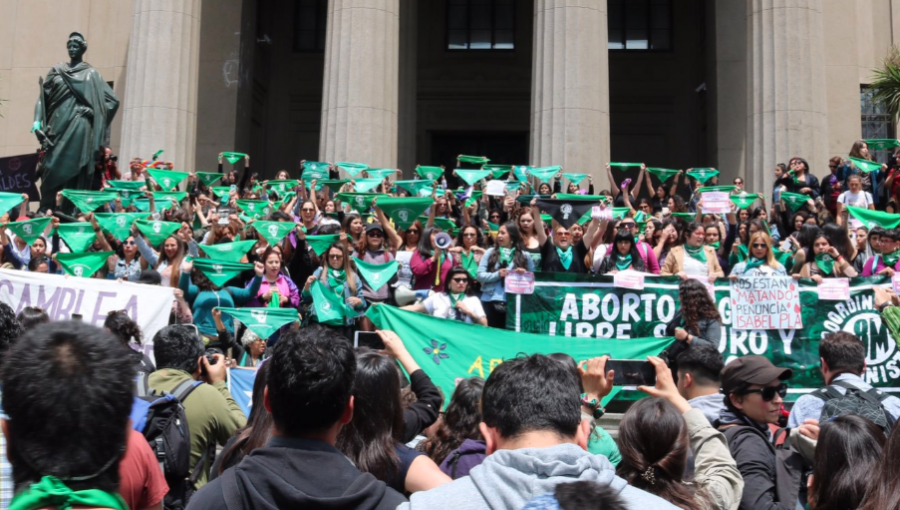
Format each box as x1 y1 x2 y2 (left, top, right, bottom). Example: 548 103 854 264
505 272 536 295
818 278 850 301
613 271 645 290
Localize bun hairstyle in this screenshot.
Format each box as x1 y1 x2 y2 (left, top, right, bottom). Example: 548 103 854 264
103 310 143 346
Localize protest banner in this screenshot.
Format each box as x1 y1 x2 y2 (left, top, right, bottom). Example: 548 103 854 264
0 269 173 360
730 277 802 330
0 153 39 201
509 273 900 397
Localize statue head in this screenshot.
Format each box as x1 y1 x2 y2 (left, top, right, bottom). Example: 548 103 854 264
67 32 87 60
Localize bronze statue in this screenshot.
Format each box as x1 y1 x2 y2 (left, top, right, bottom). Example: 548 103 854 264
32 32 119 211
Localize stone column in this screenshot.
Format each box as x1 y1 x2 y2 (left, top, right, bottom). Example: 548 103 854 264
747 0 828 195
530 0 610 182
119 0 202 172
320 0 400 169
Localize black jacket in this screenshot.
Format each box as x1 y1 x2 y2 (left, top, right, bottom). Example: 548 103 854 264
187 437 407 510
722 425 797 510
401 369 442 443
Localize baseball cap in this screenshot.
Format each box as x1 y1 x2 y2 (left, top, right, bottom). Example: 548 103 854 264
365 222 384 234
721 356 792 395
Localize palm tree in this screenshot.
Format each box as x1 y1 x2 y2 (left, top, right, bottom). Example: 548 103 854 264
870 46 900 121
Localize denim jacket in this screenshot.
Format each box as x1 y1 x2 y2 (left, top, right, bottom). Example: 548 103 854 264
476 247 535 303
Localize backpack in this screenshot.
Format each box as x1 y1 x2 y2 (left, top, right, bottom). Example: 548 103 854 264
130 375 214 510
811 379 895 432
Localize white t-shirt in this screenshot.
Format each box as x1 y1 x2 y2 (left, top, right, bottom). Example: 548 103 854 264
837 190 873 208
422 293 486 324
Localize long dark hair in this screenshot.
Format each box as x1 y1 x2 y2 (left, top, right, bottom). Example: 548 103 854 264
336 351 404 483
421 377 484 466
455 223 484 250
616 398 706 510
679 278 720 334
860 417 900 510
810 415 885 510
217 362 273 475
487 222 529 271
104 310 143 346
417 226 441 259
823 222 856 261
605 229 644 269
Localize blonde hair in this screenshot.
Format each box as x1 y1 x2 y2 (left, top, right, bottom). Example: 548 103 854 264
749 232 779 269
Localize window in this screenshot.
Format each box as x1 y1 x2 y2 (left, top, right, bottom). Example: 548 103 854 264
447 0 515 51
861 86 895 161
293 0 327 53
608 0 672 51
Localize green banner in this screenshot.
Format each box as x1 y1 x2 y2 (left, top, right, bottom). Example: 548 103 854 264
215 307 299 339
195 172 223 187
731 194 761 210
455 169 493 186
56 251 113 278
781 191 811 211
336 193 386 211
849 156 882 174
148 169 188 191
199 240 256 263
301 161 329 181
56 222 97 252
686 168 719 183
305 234 340 256
6 217 51 245
134 219 181 247
310 279 356 326
375 197 434 230
367 304 674 405
251 221 296 246
94 213 149 242
365 168 397 181
61 190 117 213
509 273 900 399
353 257 398 291
646 167 681 182
416 166 444 181
528 166 561 183
337 162 368 177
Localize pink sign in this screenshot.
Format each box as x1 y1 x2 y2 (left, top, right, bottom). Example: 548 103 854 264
505 272 536 295
818 278 850 301
613 271 645 290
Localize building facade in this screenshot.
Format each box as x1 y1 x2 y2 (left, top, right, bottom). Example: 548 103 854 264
0 0 897 196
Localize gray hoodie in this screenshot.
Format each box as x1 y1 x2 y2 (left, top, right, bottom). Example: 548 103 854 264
398 443 679 510
689 392 727 425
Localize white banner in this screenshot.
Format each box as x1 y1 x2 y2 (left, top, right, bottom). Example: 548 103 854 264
0 269 174 358
730 276 803 330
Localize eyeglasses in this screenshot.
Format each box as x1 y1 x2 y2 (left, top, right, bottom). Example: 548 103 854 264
739 383 788 401
328 254 344 260
751 243 767 249
451 278 469 283
463 233 477 237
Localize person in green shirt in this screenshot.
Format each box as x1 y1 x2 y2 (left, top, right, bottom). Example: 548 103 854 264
149 325 247 489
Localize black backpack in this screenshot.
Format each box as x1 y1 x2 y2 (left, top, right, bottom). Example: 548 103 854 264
811 380 895 432
131 375 214 510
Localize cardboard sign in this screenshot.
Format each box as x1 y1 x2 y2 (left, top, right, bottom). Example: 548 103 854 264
504 271 536 295
818 278 850 301
730 276 803 330
613 271 645 290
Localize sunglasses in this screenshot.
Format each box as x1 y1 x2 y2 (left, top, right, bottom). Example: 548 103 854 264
740 383 788 401
301 208 316 213
463 233 477 237
124 240 137 246
407 229 420 234
368 231 383 237
619 223 636 229
451 278 469 283
556 232 571 237
751 243 767 249
328 254 344 260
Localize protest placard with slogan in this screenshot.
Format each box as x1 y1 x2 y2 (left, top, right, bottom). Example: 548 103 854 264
730 277 802 330
0 153 39 201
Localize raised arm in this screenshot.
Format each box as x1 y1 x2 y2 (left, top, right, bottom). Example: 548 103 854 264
631 164 646 200
606 164 620 198
531 198 548 246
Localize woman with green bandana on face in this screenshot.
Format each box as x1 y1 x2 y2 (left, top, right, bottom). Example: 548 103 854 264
596 229 647 275
729 232 786 278
799 233 858 283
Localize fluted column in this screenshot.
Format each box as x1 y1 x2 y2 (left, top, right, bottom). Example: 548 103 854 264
530 0 610 181
320 0 400 168
747 0 828 194
119 0 202 172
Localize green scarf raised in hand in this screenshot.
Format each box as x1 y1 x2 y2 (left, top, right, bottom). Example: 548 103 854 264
499 247 515 266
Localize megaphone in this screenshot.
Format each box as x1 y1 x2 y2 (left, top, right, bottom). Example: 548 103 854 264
394 285 419 306
434 232 453 250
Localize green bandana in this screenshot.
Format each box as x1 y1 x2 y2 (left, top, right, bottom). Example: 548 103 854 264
353 257 399 291
684 244 707 263
609 162 643 171
505 181 523 192
94 213 149 242
8 475 128 510
457 155 490 166
337 162 368 177
134 219 181 247
562 173 588 186
556 245 574 270
418 216 458 235
195 172 223 187
6 217 51 245
645 167 681 182
499 247 515 266
0 192 25 213
106 180 146 192
216 307 299 339
846 205 900 229
612 207 631 220
211 186 233 199
148 169 188 191
528 166 561 184
865 138 900 151
199 240 257 263
697 185 737 194
353 178 384 193
336 193 386 212
686 168 719 183
56 251 114 278
416 166 444 181
815 253 836 275
460 251 478 278
319 179 349 193
731 193 761 210
376 197 433 230
305 234 341 257
483 164 513 179
266 179 300 194
193 258 253 286
310 279 356 326
301 161 329 181
670 212 696 222
235 199 272 220
394 180 433 197
882 249 900 268
848 156 882 174
132 198 174 213
222 152 247 165
327 268 348 298
736 243 749 262
56 222 97 252
456 169 493 185
252 221 296 246
61 190 117 213
706 241 721 250
615 253 633 272
743 256 767 273
153 191 187 204
365 168 397 181
781 192 810 211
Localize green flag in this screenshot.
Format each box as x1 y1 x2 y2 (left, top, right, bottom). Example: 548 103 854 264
483 164 513 179
686 168 719 183
609 162 642 170
6 217 51 245
864 139 900 151
697 185 737 194
457 155 490 166
94 213 149 242
562 173 588 186
336 193 386 211
353 178 384 193
528 166 561 183
669 212 696 222
305 234 341 256
0 192 25 214
199 240 257 263
455 169 492 186
195 172 223 187
211 186 233 199
266 179 299 194
376 197 434 230
319 179 349 193
235 199 272 219
847 205 900 229
56 251 113 278
353 257 399 291
222 152 248 165
416 166 444 181
61 190 117 213
337 162 368 177
780 192 811 211
56 222 97 252
148 169 188 191
365 168 397 181
646 167 681 182
215 307 299 339
252 221 296 246
301 161 330 181
310 280 357 326
366 304 674 404
848 157 882 174
730 194 761 210
395 180 433 197
193 258 253 287
135 219 181 247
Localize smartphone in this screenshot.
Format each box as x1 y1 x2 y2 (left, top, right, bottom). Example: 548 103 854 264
354 331 385 350
779 239 793 253
71 313 83 321
606 359 657 387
